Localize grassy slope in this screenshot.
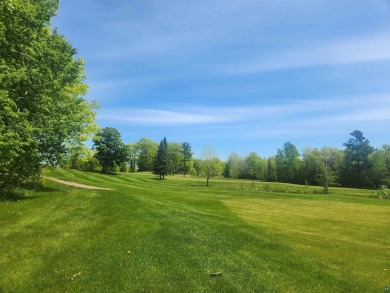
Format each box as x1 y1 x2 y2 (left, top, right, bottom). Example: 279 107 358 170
0 169 389 292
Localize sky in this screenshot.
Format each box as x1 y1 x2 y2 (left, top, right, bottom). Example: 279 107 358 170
52 0 390 159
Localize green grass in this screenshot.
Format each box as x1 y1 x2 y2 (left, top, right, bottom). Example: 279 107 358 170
0 169 389 292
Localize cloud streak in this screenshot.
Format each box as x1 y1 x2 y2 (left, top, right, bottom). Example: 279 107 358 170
98 94 390 130
217 31 390 74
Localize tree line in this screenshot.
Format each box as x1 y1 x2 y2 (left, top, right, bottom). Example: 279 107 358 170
225 130 389 190
67 127 389 190
66 127 223 186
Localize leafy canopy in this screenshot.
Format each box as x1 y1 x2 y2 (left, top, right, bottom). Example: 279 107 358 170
93 127 128 173
0 0 97 190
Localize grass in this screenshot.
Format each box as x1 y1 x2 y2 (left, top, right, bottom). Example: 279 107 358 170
0 169 389 292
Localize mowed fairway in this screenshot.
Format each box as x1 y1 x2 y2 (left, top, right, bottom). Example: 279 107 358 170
0 169 389 292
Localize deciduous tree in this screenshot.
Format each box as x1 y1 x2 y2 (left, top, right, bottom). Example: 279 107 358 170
201 145 222 186
242 152 264 180
93 127 127 173
127 143 139 173
266 157 277 182
168 142 183 175
276 142 301 183
136 138 158 172
0 0 97 189
224 151 242 178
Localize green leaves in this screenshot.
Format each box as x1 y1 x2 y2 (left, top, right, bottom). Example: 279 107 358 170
0 93 40 189
93 127 128 173
276 142 301 183
0 0 97 189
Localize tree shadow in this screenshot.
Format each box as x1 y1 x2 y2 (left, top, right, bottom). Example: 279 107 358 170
151 177 165 181
0 183 58 202
83 170 119 176
0 190 37 202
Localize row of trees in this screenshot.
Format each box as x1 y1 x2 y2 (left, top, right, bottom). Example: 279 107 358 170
76 126 389 189
68 127 225 185
223 130 389 189
85 128 194 178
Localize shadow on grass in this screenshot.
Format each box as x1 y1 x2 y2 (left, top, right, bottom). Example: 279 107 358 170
82 170 119 176
151 177 167 181
0 183 58 202
0 190 37 202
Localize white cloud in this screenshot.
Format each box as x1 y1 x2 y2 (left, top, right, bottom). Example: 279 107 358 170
98 109 227 125
97 94 390 129
218 31 390 74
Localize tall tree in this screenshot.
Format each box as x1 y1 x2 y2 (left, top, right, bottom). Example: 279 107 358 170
276 142 301 183
181 142 192 176
266 157 277 182
343 130 374 187
127 143 139 173
369 145 390 187
0 0 97 189
93 127 127 173
168 142 183 175
224 151 242 178
301 148 323 185
242 152 264 180
201 145 222 186
301 147 343 192
136 138 158 172
154 137 169 179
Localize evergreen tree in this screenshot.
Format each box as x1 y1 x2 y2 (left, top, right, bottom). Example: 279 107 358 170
154 137 169 179
181 142 192 176
343 130 374 187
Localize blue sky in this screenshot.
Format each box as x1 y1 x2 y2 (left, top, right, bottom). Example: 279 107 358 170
53 0 390 159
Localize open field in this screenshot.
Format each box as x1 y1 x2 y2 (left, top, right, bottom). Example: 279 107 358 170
0 169 389 292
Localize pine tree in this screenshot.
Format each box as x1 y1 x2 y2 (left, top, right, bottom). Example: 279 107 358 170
181 142 192 176
343 130 374 187
154 137 169 179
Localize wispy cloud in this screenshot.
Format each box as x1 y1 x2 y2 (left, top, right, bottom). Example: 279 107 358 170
98 94 390 130
217 31 390 74
98 109 227 125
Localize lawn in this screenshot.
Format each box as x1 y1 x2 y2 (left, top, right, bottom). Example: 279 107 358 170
0 169 389 292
